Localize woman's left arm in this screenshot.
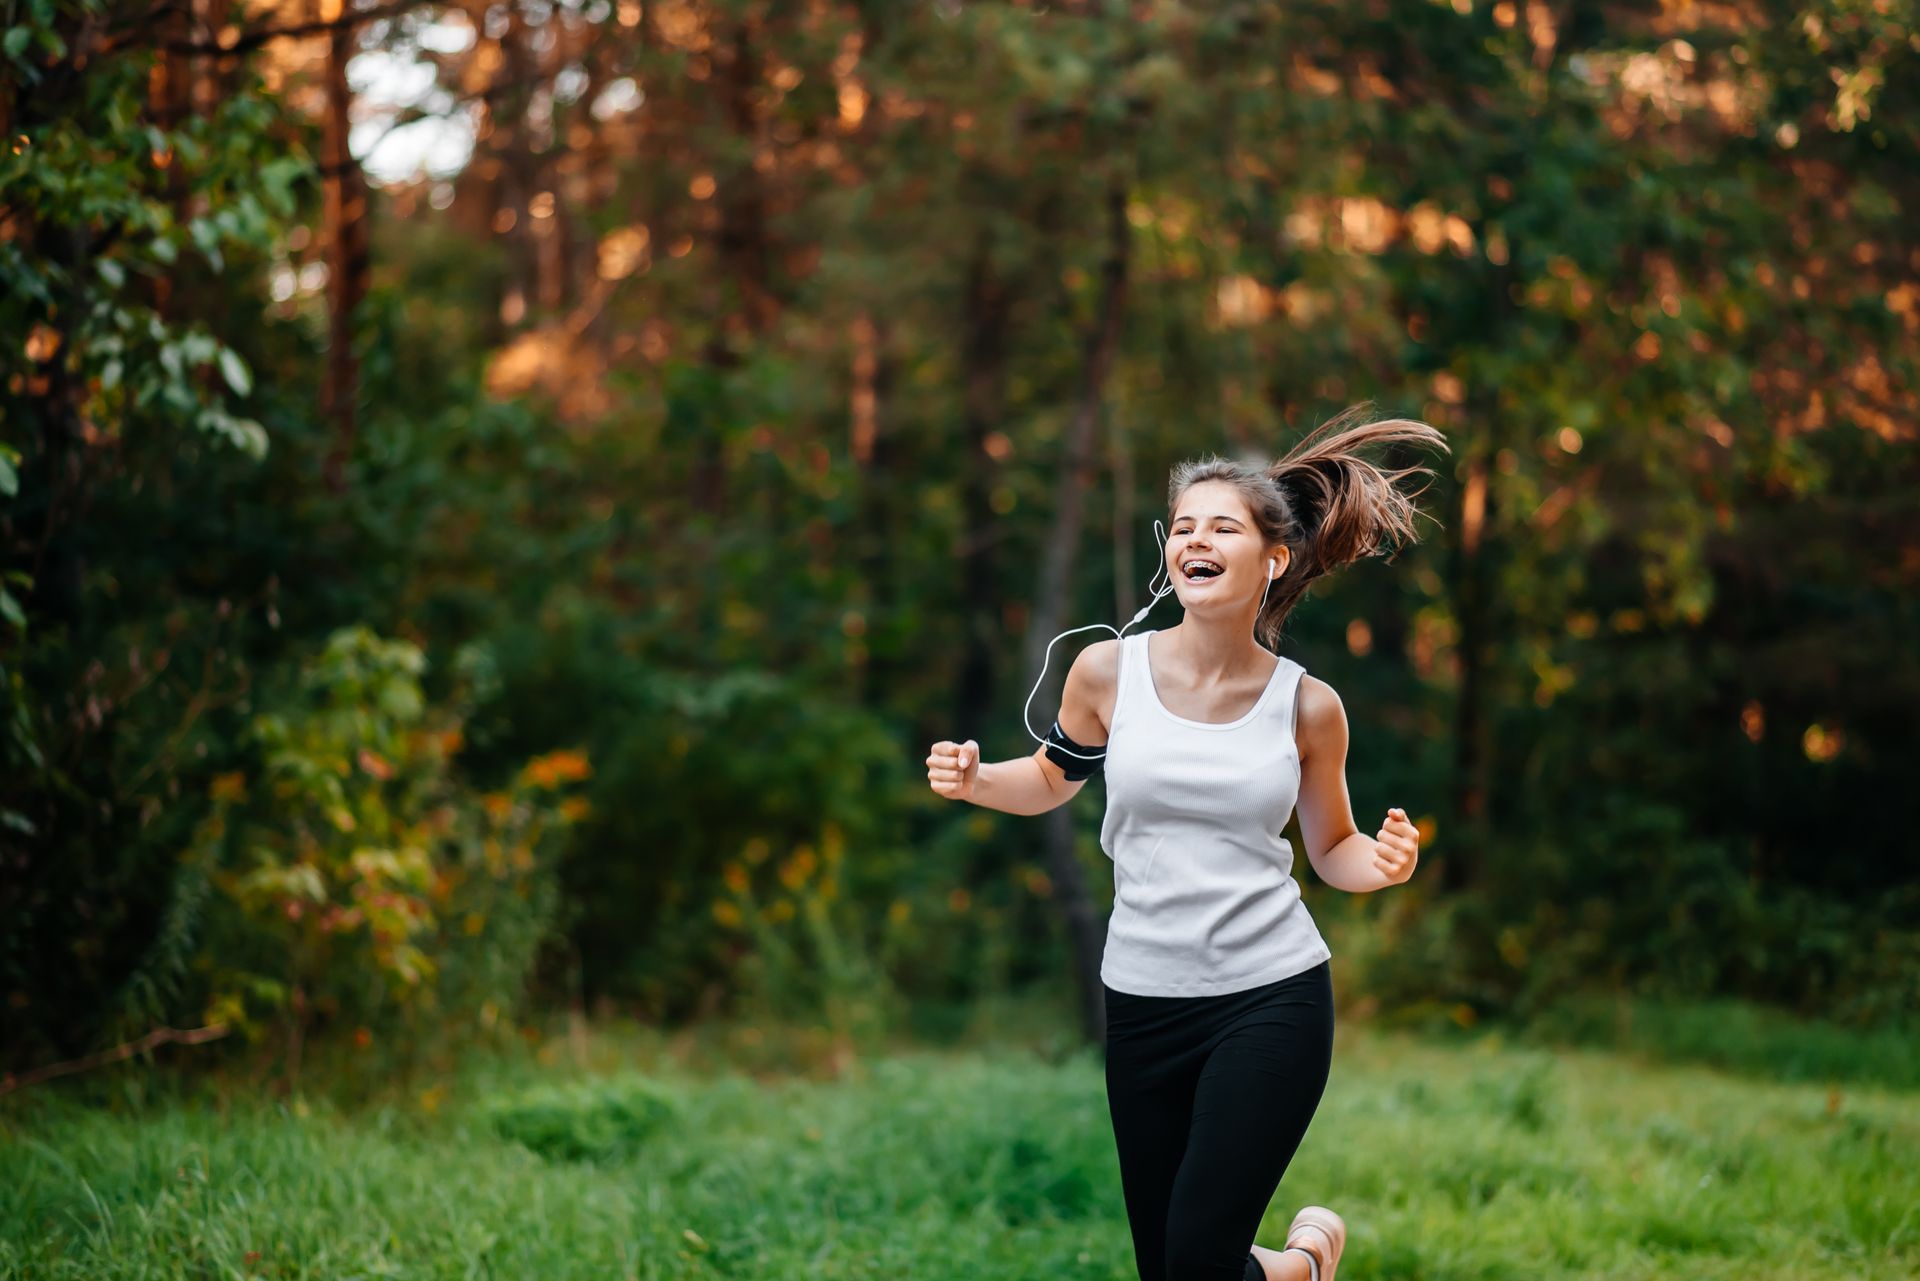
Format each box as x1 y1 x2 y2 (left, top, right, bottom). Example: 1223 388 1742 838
1292 675 1420 893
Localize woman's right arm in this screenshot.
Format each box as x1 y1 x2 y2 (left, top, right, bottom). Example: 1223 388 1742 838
926 639 1118 815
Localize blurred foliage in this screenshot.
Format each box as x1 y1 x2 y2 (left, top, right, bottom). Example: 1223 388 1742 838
4 0 1918 1080
1 0 315 1070
173 626 586 1071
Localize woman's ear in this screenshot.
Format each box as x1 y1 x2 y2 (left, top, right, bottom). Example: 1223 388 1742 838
1269 547 1290 578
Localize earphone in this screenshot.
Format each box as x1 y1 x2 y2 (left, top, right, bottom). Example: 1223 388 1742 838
1020 522 1281 760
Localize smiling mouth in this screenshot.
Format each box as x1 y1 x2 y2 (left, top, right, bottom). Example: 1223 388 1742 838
1181 560 1224 582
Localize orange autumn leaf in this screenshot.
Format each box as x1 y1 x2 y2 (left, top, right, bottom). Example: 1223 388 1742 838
522 749 592 788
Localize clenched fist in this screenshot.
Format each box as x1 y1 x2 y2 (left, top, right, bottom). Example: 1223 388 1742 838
926 739 980 801
1374 806 1419 884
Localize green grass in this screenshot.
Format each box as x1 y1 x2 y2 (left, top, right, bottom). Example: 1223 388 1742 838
2 1011 1915 1280
1510 994 1920 1092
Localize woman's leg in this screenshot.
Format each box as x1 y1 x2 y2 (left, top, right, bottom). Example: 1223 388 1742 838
1104 999 1199 1281
1162 963 1336 1281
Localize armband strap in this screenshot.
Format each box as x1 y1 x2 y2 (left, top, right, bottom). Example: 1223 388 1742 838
1043 719 1106 781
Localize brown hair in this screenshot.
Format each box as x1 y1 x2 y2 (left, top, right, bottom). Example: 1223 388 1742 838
1168 403 1449 648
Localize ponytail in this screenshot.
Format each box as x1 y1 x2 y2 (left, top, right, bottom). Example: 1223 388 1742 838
1168 402 1448 647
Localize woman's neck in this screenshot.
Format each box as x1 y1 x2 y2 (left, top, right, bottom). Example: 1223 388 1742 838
1161 619 1273 685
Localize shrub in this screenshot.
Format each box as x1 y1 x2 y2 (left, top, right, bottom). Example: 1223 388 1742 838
180 626 589 1071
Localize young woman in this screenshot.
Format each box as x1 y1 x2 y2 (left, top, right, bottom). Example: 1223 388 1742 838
925 406 1446 1281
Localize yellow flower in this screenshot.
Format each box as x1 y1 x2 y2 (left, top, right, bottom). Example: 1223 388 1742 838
778 845 817 891
712 900 743 928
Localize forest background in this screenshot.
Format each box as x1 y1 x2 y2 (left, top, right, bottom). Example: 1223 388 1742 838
4 0 1917 1088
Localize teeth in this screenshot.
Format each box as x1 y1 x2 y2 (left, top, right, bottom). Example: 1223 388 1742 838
1183 560 1223 579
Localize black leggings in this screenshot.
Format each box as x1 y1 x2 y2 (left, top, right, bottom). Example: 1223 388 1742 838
1103 960 1335 1281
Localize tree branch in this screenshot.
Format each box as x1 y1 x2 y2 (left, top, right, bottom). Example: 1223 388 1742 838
1 1023 230 1095
164 0 432 55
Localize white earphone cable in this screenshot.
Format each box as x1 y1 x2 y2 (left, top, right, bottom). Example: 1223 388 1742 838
1022 521 1278 761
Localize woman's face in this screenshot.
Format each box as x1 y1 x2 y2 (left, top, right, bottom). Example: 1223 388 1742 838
1166 481 1284 610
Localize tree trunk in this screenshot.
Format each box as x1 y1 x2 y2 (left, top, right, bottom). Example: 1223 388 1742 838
1444 444 1489 891
716 16 776 334
319 0 368 494
953 237 1011 741
1110 399 1137 626
494 7 542 332
147 0 193 318
1443 256 1516 890
1024 181 1130 1044
849 311 899 706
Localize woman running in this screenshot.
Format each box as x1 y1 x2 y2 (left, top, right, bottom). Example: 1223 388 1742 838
926 405 1446 1281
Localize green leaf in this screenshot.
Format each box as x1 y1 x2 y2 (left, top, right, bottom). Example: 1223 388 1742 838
190 218 224 272
201 408 269 460
4 27 32 62
219 347 252 397
232 417 269 459
0 585 23 629
180 331 217 364
97 257 125 288
0 453 15 498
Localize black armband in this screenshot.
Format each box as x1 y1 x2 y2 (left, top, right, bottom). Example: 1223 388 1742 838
1043 719 1107 781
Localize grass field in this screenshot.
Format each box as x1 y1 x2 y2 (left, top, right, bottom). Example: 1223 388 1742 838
3 1004 1915 1280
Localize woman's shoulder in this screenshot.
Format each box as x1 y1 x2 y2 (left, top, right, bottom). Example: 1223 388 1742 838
1060 637 1123 740
1293 672 1347 750
1069 636 1123 687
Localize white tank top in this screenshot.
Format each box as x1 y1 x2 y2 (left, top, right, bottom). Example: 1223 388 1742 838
1097 628 1332 996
